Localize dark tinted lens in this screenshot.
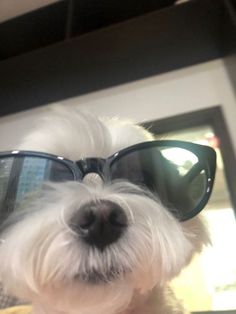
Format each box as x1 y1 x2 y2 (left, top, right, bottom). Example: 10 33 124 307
0 155 74 218
110 146 208 219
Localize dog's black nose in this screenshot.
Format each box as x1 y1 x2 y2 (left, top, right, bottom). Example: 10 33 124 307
70 200 127 250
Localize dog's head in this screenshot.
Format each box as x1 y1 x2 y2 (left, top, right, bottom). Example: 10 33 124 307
0 108 215 314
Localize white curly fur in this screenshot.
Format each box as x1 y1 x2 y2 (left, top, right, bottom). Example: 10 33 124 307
0 107 209 314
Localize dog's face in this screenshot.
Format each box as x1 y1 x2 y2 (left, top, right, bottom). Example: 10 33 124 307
0 109 211 314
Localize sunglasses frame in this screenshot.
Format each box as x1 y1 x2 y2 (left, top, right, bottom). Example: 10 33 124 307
0 140 216 221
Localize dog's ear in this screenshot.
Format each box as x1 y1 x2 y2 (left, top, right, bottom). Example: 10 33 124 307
181 215 210 266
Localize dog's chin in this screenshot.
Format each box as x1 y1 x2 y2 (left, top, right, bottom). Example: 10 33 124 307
75 268 128 284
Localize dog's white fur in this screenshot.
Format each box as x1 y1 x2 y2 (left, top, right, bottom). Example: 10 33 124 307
0 108 209 314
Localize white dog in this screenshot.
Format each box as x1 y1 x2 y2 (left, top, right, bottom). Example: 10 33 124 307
0 108 214 314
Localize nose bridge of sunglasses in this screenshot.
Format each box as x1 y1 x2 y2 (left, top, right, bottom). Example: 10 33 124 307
83 173 104 187
76 158 106 179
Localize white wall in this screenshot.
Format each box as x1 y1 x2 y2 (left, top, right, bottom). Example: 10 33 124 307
0 59 236 154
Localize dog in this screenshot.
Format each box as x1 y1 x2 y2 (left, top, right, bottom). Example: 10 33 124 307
0 107 214 314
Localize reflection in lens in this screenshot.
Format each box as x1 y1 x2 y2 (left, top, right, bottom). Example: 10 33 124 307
16 156 48 202
0 157 14 216
111 146 208 219
159 147 207 218
0 156 74 221
161 147 198 175
15 157 74 202
188 170 207 205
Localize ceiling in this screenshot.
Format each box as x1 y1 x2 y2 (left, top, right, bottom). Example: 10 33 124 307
0 0 183 23
0 0 235 117
0 0 60 22
0 0 178 61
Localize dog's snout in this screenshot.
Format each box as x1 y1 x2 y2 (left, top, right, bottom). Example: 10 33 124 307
70 200 127 250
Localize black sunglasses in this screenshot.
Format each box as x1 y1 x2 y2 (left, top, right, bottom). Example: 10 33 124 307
0 140 216 222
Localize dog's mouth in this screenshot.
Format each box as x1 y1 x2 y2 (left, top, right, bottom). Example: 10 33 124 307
75 267 127 284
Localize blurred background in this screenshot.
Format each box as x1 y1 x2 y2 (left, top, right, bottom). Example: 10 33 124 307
0 0 236 312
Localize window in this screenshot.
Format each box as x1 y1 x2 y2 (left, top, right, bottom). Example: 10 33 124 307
143 107 236 313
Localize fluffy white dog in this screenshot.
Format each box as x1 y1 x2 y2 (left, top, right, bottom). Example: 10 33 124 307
0 108 213 314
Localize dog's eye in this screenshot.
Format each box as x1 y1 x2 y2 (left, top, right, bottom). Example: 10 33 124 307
110 156 145 184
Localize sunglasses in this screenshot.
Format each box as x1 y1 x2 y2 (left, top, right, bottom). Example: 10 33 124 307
0 140 216 222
